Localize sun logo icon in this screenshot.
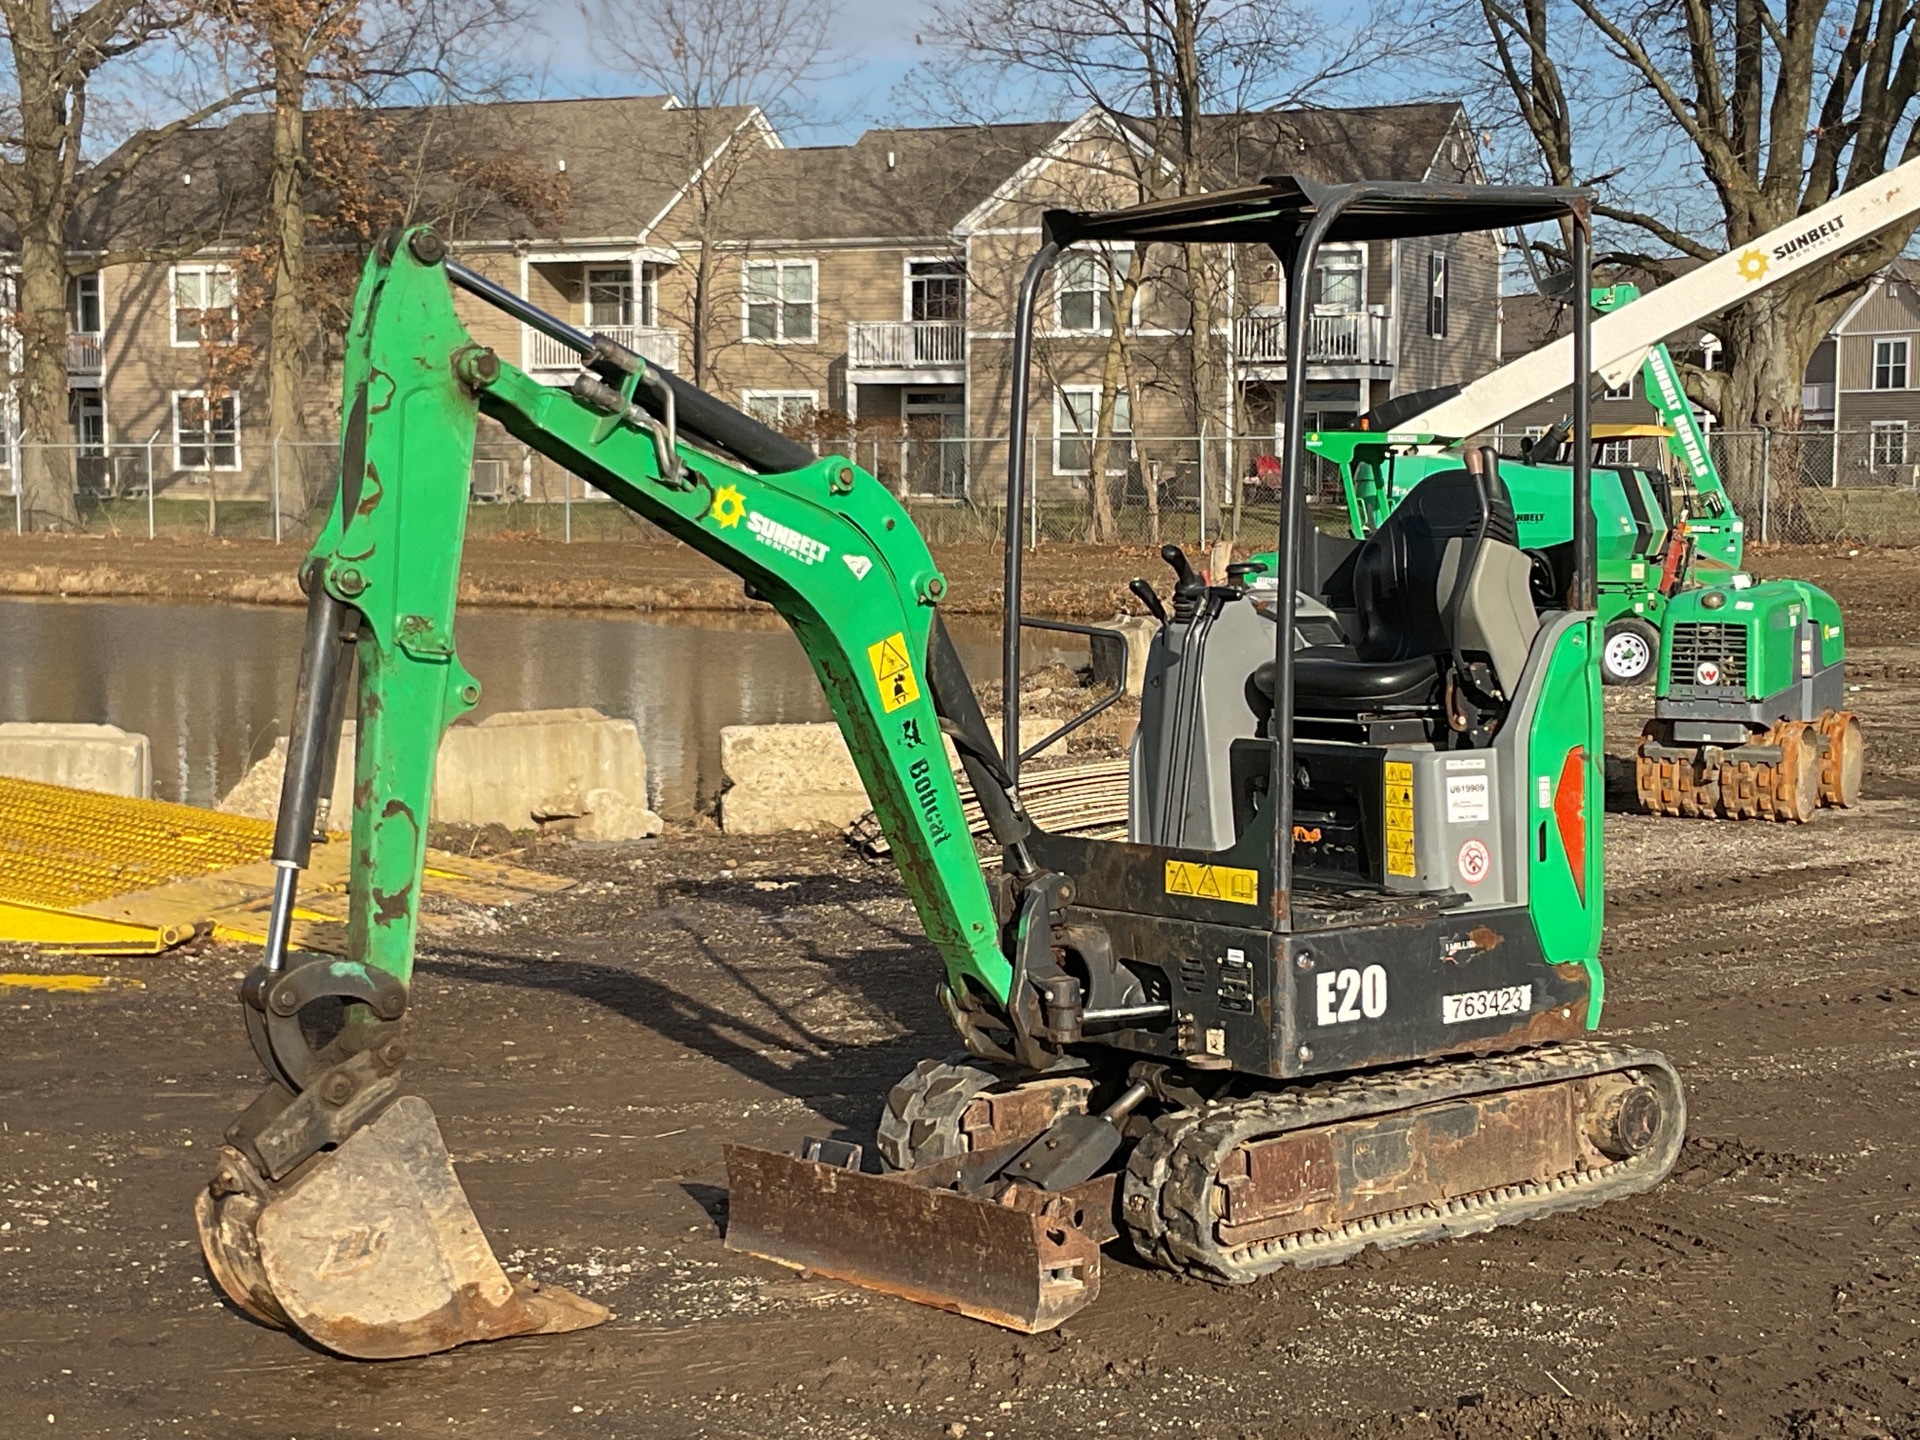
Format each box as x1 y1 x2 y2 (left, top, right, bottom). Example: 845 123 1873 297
1736 249 1769 283
711 485 746 528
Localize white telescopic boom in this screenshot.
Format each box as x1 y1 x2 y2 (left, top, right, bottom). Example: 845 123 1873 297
1410 157 1920 440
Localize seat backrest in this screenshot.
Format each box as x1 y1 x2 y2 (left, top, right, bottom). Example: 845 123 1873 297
1351 468 1514 663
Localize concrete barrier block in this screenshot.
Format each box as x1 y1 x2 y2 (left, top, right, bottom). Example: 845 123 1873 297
0 722 153 798
435 708 650 829
220 708 659 834
1089 615 1158 699
719 723 870 834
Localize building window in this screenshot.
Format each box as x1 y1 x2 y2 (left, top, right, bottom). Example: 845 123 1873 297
171 266 235 346
908 259 964 323
743 390 817 432
69 392 106 455
1873 338 1909 390
1053 387 1130 475
1057 251 1129 333
1313 247 1363 310
1427 252 1447 338
585 265 634 328
68 274 101 334
1597 438 1632 466
172 391 239 470
744 260 816 343
1603 373 1634 400
1872 420 1908 469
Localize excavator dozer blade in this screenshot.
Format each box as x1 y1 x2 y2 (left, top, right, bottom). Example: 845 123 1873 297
723 1143 1106 1333
197 1095 608 1359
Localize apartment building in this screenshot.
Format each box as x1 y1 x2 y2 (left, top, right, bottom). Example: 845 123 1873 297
40 94 1504 509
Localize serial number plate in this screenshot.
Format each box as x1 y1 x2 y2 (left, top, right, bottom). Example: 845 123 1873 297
1442 984 1532 1024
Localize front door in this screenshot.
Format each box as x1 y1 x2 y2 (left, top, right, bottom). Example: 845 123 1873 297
903 388 965 499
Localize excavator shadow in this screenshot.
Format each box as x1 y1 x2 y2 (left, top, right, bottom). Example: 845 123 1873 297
418 871 942 1141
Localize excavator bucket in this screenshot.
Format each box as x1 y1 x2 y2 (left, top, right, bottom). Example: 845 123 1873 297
196 1096 608 1359
723 1142 1111 1333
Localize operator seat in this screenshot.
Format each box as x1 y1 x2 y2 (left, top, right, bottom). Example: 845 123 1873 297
1253 466 1538 716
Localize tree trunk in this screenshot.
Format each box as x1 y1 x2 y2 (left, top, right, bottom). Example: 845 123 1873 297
16 228 76 530
266 20 311 530
1087 269 1144 542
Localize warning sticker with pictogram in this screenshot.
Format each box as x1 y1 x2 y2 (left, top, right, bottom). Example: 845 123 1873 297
1383 760 1416 878
1456 838 1492 886
1164 860 1259 906
867 632 921 713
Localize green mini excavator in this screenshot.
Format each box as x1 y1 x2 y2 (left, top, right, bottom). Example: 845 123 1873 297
197 178 1687 1359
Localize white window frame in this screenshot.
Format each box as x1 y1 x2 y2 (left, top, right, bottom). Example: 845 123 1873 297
1053 386 1131 476
1054 248 1136 334
1597 437 1632 466
68 272 102 335
1426 251 1447 338
904 256 965 324
171 389 241 472
1871 419 1908 469
584 263 635 329
1603 374 1634 401
742 258 818 344
170 264 236 348
69 390 107 456
741 389 819 430
1312 244 1365 311
1872 337 1910 390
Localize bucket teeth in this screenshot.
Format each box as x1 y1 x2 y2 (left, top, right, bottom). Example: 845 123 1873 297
197 1095 608 1359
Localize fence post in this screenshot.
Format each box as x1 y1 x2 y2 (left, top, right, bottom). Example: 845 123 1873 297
271 433 282 545
207 467 216 537
1759 428 1772 543
10 429 21 535
563 466 572 543
146 434 156 539
1028 430 1038 551
1197 422 1209 548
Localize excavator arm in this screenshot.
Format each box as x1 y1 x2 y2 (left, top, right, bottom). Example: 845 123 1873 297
197 229 1051 1358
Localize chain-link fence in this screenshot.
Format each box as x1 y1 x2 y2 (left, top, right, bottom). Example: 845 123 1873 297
7 426 1920 548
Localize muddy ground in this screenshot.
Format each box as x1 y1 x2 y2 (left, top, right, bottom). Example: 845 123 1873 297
0 531 1184 620
5 546 1920 1438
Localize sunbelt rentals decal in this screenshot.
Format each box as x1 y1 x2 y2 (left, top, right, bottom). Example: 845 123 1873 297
709 484 830 565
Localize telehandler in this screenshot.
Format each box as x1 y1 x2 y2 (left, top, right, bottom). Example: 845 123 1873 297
197 176 1687 1358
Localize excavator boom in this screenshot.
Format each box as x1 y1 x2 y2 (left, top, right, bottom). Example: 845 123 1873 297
197 230 1036 1356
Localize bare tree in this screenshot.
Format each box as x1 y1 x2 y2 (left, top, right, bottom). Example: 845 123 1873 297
199 0 527 528
581 0 846 390
1446 0 1920 428
0 1 265 529
911 0 1385 537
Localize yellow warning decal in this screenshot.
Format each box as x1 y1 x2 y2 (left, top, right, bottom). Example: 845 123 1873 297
867 632 922 713
1164 860 1259 906
1384 760 1417 877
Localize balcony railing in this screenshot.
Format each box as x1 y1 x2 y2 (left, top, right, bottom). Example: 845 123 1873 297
1802 382 1836 416
847 320 965 370
525 324 680 373
1234 309 1394 368
67 332 102 375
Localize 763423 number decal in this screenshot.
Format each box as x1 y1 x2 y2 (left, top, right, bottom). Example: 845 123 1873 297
1441 984 1532 1025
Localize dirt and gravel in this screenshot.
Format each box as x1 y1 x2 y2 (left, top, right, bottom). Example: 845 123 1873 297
0 532 1182 620
4 545 1920 1438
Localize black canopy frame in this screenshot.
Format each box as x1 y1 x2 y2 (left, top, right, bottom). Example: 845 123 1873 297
1000 172 1596 928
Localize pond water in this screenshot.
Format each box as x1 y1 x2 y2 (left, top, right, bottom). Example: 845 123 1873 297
0 598 1074 815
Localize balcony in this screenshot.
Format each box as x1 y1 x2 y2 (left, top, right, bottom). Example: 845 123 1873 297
847 321 965 378
1234 309 1394 371
67 331 102 383
1802 382 1836 418
525 324 680 373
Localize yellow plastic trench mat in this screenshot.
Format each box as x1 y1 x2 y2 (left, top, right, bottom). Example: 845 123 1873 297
0 776 573 955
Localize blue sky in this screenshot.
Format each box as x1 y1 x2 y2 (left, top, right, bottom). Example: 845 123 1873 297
518 0 939 145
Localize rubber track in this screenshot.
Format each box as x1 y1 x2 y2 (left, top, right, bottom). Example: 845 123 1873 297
1120 1042 1686 1284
